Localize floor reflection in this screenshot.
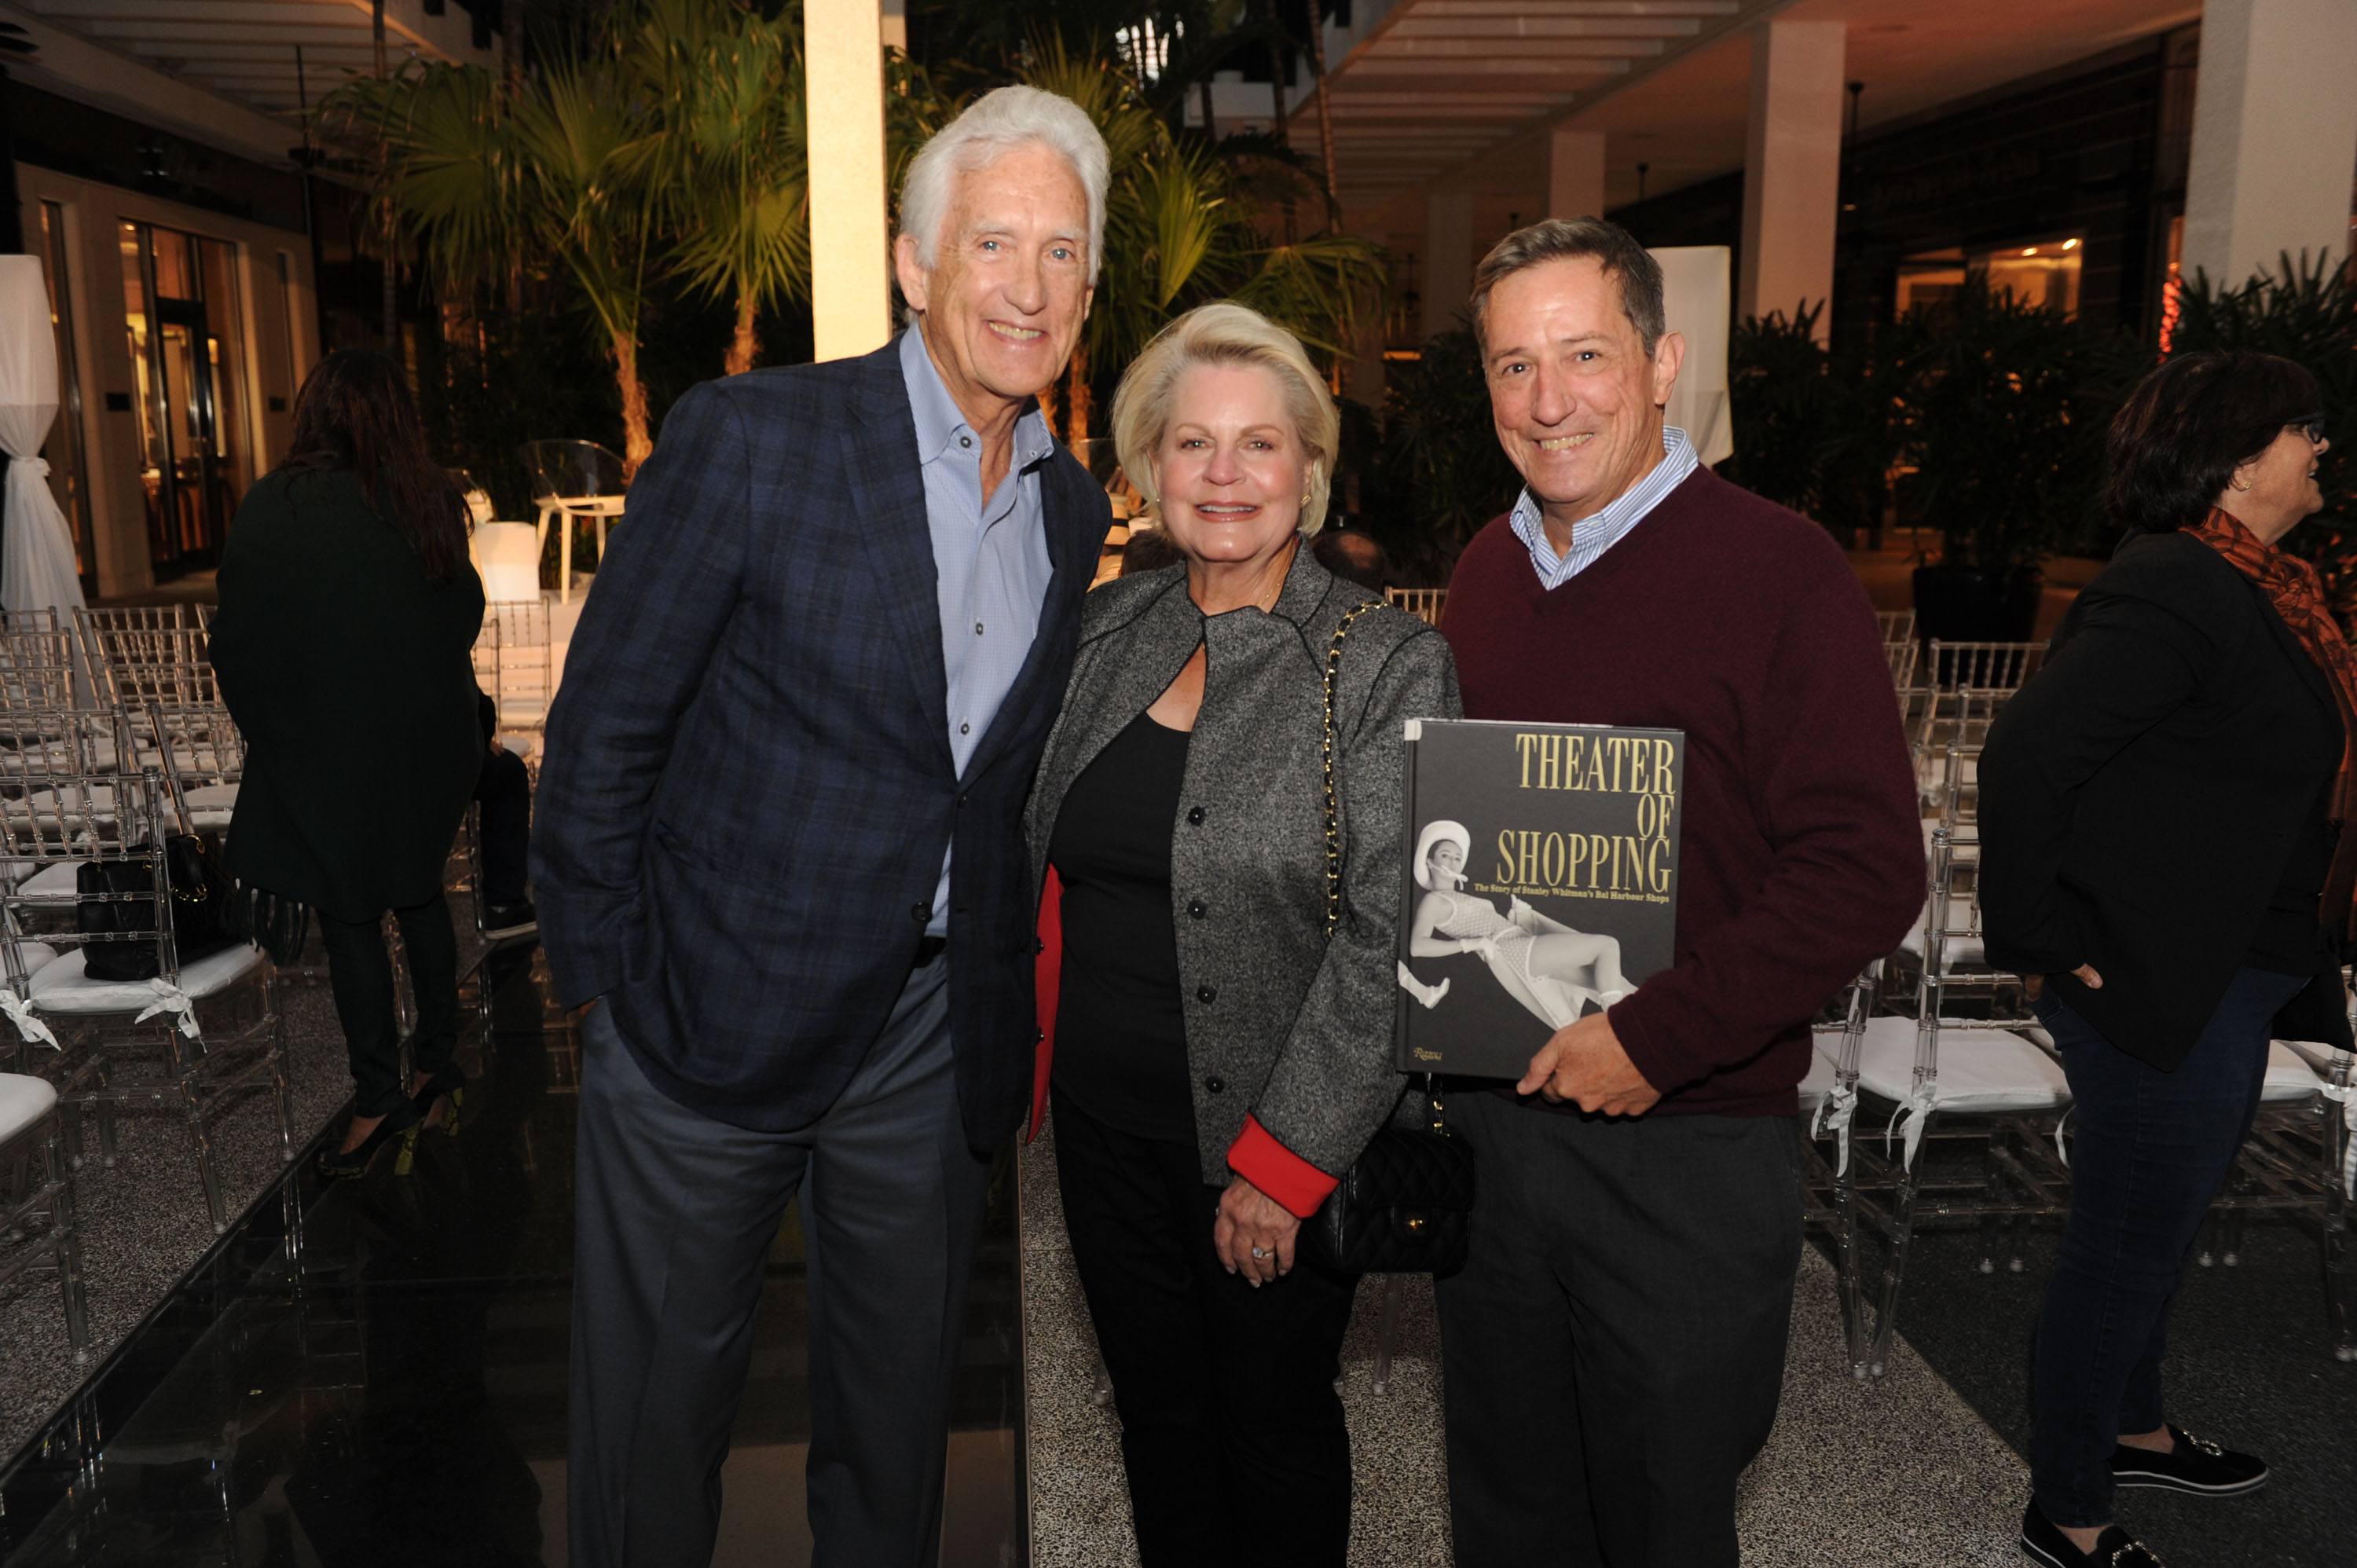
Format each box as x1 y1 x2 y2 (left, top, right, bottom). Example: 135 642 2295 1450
0 944 1024 1567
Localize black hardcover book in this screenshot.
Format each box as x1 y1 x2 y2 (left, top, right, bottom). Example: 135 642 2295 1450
1394 719 1684 1079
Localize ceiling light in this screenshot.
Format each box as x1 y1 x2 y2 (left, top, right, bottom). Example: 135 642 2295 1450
2062 238 2080 251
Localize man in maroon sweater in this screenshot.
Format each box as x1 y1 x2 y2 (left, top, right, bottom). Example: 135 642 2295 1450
1435 218 1922 1566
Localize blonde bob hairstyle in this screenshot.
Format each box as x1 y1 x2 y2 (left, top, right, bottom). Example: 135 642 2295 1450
1109 302 1340 537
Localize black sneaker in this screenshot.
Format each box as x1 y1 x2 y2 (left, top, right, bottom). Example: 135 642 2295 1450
482 902 538 940
2109 1424 2267 1497
2019 1501 2167 1566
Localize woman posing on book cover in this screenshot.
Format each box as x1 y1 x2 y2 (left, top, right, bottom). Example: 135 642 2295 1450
1398 819 1630 1028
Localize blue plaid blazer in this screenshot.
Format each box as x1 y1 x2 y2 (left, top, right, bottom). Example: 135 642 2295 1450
533 338 1111 1142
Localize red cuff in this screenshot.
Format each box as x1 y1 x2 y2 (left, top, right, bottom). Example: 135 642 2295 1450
1226 1116 1340 1218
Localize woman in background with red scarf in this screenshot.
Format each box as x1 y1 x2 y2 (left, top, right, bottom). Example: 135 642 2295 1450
1981 349 2344 1568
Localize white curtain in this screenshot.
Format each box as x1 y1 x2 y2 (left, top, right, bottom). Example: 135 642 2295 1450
0 255 89 619
1649 245 1735 469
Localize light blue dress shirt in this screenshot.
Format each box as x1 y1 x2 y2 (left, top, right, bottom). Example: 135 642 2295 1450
1508 425 1699 589
900 325 1057 938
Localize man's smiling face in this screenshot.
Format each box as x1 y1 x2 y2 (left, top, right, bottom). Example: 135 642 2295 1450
1483 255 1683 530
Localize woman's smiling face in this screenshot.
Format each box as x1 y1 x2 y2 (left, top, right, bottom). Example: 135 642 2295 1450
1428 841 1464 883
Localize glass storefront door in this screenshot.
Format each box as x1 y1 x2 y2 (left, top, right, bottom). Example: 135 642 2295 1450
120 221 250 579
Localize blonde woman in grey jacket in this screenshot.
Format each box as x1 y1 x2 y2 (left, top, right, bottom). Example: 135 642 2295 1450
1024 302 1460 1566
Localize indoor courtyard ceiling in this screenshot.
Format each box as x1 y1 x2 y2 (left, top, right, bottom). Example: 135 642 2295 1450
1302 0 2205 243
0 0 497 163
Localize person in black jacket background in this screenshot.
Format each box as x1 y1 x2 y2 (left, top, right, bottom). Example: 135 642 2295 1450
1981 350 2348 1568
211 350 485 1179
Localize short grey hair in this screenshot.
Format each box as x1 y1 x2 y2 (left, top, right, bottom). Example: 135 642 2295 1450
1468 217 1665 357
900 86 1111 288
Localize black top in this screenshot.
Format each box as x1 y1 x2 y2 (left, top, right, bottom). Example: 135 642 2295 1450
1980 530 2355 1068
2246 774 2338 976
211 469 486 921
1048 709 1195 1142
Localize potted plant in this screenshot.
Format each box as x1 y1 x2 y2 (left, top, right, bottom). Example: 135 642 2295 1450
1894 278 2125 642
1726 301 1902 548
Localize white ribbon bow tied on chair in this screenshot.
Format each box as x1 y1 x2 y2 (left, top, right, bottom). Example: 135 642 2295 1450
0 989 59 1050
1885 1085 1937 1173
1812 1083 1858 1177
136 979 200 1039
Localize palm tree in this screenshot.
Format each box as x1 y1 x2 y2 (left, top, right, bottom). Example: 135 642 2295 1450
321 51 667 470
623 0 810 376
1010 37 1387 447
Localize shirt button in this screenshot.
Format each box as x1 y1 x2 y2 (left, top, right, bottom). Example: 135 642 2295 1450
959 722 971 735
1204 1075 1226 1094
1188 899 1206 919
959 435 972 449
1187 807 1206 826
974 621 985 636
1197 985 1216 1003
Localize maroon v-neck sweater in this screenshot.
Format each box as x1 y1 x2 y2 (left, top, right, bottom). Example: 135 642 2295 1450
1441 467 1923 1117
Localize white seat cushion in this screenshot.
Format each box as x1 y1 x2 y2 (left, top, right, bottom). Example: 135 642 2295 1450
1920 818 1977 863
0 1072 58 1143
13 860 80 903
1854 1013 2069 1112
28 942 264 1016
2280 1038 2355 1079
1899 899 1988 966
2259 1040 2326 1103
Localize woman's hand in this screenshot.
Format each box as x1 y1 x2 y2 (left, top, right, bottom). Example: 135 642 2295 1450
1464 935 1502 962
2025 964 2103 1000
1215 1174 1300 1287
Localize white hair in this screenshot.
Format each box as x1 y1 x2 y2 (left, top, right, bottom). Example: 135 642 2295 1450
899 86 1111 289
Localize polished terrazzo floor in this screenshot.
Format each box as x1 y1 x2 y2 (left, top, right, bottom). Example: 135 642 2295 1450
1020 1113 2356 1567
9 923 2350 1565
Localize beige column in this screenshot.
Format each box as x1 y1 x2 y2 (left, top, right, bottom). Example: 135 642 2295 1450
880 0 907 56
2183 0 2357 290
805 0 892 360
1547 128 1606 222
1423 189 1475 340
1737 19 1845 341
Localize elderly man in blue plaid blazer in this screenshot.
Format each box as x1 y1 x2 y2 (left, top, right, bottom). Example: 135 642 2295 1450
534 86 1113 1568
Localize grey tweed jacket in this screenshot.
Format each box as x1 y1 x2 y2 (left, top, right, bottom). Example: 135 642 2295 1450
1025 542 1462 1186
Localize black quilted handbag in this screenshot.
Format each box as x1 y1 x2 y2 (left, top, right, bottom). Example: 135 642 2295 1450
1305 1079 1475 1275
1297 603 1477 1277
76 833 238 983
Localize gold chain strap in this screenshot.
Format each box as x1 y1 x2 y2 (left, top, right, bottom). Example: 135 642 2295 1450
1320 599 1453 1138
1321 601 1379 940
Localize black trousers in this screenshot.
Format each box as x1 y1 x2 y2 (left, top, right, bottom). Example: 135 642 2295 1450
1435 1093 1802 1568
1052 1093 1359 1567
570 954 992 1568
316 892 460 1118
474 747 531 909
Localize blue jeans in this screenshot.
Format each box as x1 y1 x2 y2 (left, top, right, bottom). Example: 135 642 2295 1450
2027 965 2303 1526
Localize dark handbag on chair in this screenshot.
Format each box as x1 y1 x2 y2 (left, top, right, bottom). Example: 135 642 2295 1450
1296 602 1476 1277
75 768 240 984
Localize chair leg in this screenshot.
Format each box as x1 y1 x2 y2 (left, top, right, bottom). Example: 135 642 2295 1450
176 1043 228 1234
1833 1150 1869 1378
267 973 295 1163
1371 1274 1406 1394
2194 1212 2221 1268
559 515 574 606
1868 1119 1931 1379
46 1122 88 1357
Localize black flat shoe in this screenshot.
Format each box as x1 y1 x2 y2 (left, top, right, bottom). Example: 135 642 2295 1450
2110 1424 2268 1497
318 1100 424 1181
2019 1502 2166 1567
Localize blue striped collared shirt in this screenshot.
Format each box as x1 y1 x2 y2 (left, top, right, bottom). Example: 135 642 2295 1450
1507 426 1698 590
900 324 1056 938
